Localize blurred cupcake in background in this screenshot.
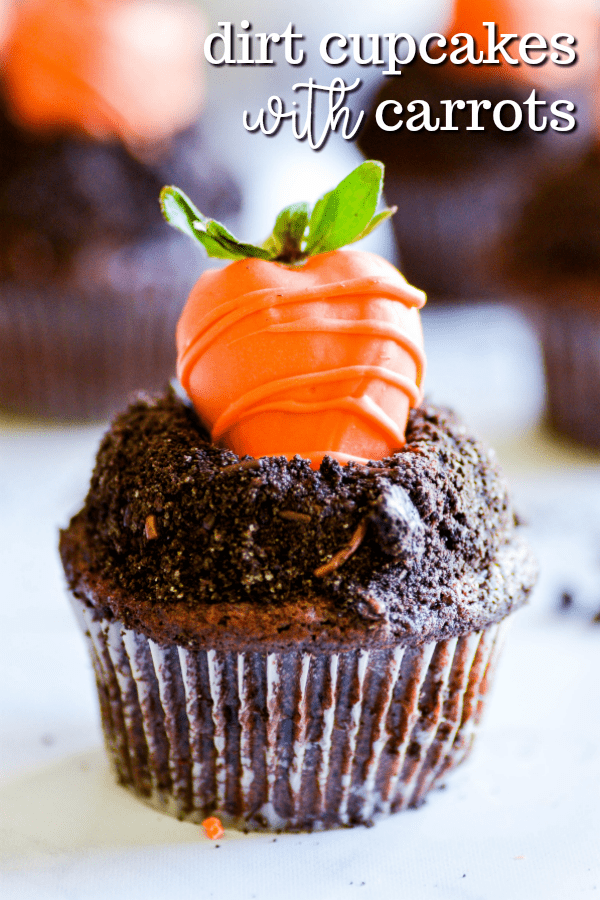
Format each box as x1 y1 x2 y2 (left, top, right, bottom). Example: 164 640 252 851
0 0 240 421
502 87 600 449
358 0 597 302
0 0 11 47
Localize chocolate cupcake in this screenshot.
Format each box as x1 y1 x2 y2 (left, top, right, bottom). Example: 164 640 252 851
0 0 240 420
503 144 600 447
357 0 595 301
358 61 539 301
60 392 536 829
59 163 536 830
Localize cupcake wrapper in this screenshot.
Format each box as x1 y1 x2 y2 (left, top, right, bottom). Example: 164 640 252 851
0 235 198 421
72 597 508 831
535 304 600 449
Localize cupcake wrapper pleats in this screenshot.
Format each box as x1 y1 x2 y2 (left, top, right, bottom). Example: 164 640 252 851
72 597 508 831
0 235 197 420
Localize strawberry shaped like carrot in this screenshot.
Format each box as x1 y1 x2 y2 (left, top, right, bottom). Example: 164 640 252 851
161 161 426 467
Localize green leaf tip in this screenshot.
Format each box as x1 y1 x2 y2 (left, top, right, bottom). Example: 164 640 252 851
160 161 395 265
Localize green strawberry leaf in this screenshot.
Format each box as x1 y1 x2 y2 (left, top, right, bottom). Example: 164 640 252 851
160 185 205 243
304 161 386 255
160 186 273 261
160 162 395 264
352 206 397 244
205 220 273 261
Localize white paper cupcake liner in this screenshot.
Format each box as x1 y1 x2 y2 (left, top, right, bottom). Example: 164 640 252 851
72 597 508 831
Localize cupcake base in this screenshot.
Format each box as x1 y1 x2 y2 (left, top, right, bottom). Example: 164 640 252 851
534 303 600 449
0 234 198 420
72 596 508 831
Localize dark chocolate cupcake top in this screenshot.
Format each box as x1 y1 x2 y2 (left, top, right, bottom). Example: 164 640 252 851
60 391 536 650
503 145 600 302
358 58 536 178
0 99 240 279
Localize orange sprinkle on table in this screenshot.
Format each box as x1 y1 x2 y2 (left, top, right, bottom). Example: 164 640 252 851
202 817 224 840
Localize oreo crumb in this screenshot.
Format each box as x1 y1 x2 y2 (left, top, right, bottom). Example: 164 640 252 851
560 590 574 611
368 481 425 561
60 391 536 645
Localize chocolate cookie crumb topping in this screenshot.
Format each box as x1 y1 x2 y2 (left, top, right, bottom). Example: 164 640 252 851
313 518 368 578
60 390 536 647
0 99 240 275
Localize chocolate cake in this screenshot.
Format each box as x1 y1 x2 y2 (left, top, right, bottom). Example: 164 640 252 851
0 0 241 420
0 101 240 420
60 391 536 830
0 99 236 267
358 58 586 301
503 145 600 447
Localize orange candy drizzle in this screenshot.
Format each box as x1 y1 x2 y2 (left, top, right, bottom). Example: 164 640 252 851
177 250 426 468
202 817 224 840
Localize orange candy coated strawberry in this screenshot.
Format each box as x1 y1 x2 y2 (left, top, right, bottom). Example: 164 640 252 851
177 250 425 466
163 162 426 467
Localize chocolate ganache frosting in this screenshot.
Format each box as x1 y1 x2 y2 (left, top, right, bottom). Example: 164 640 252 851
60 391 536 651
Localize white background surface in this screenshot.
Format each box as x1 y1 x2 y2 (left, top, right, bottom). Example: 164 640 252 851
2 300 600 900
